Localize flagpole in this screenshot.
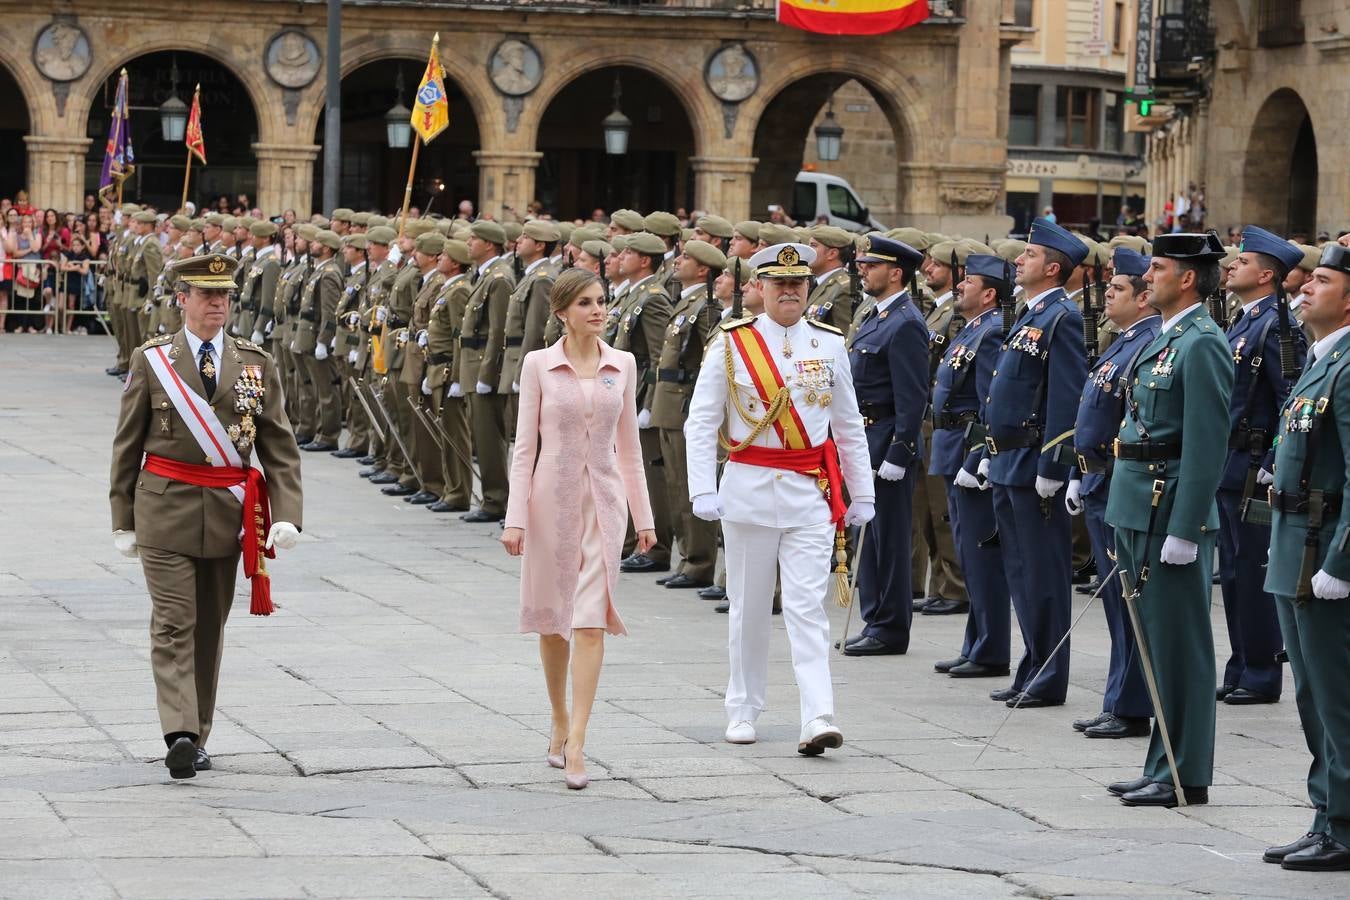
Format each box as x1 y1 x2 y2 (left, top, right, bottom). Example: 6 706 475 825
181 84 201 213
397 137 421 240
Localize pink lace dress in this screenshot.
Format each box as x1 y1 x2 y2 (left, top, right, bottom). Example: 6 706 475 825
570 377 612 628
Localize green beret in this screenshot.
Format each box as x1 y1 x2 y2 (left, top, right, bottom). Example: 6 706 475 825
996 239 1027 263
556 222 575 244
681 227 696 242
331 208 355 223
1107 234 1149 253
810 225 854 250
502 221 523 243
610 209 645 232
442 239 471 266
188 220 206 233
344 233 368 250
470 220 507 246
684 239 727 271
610 235 629 253
758 223 795 246
294 223 319 241
734 221 761 243
366 215 390 229
237 216 256 230
204 213 225 227
415 232 446 256
311 215 331 228
581 239 613 260
221 216 239 232
435 220 452 237
626 232 668 255
314 229 342 251
886 227 932 251
120 203 141 214
402 218 434 238
695 215 734 239
1220 245 1240 269
351 212 371 227
250 221 278 239
169 215 192 231
366 225 397 245
1294 242 1321 273
725 256 752 282
643 211 681 237
133 211 157 225
1074 234 1110 267
523 220 561 242
170 252 238 288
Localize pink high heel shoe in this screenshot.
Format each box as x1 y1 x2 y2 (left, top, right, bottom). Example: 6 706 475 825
547 740 565 770
563 745 588 790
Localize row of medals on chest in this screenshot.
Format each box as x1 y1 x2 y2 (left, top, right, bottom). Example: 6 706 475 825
168 344 264 452
744 332 833 411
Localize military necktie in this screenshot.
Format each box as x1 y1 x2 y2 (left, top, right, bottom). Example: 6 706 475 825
199 342 217 398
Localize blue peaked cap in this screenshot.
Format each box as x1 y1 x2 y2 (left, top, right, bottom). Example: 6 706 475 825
1240 225 1304 274
1027 217 1089 267
966 253 1014 284
1112 248 1150 278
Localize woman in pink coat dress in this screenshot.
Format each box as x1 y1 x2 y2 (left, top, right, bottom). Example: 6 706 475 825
501 268 655 790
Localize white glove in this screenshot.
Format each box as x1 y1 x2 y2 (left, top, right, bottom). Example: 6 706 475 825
417 330 428 348
1257 468 1274 485
289 341 299 353
1312 569 1350 600
1159 535 1199 566
1065 479 1084 516
329 337 336 350
692 493 725 521
112 530 138 558
265 522 300 551
475 381 492 395
845 500 876 526
449 382 464 398
347 349 358 364
251 330 265 345
977 457 990 480
375 307 387 324
143 301 153 315
512 381 520 393
264 320 274 337
1035 476 1064 499
315 342 328 361
421 377 433 397
877 462 906 482
954 467 982 490
637 408 652 429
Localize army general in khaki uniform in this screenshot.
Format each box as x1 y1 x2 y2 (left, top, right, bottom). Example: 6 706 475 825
110 253 303 780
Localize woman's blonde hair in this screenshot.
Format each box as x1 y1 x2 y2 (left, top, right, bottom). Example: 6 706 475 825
549 267 602 318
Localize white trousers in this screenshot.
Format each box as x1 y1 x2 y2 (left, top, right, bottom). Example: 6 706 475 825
723 519 835 727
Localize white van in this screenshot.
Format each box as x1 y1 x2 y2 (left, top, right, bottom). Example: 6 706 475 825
791 171 886 233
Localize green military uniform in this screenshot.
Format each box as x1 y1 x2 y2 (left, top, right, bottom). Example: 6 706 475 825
499 222 561 436
129 213 164 347
1265 275 1350 853
400 232 448 499
456 221 516 518
805 226 858 332
380 249 423 488
109 253 303 772
1106 295 1233 792
235 231 277 342
294 231 344 447
427 248 475 510
334 236 370 455
359 233 400 471
107 209 139 373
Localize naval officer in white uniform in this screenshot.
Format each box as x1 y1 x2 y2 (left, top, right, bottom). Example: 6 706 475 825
685 242 875 755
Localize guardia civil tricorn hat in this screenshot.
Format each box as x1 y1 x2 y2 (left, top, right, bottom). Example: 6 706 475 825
171 253 239 289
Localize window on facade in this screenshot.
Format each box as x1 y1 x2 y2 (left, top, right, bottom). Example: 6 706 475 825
1009 84 1039 146
1012 0 1035 27
826 184 863 221
1103 91 1123 152
1055 87 1097 149
1112 1 1126 53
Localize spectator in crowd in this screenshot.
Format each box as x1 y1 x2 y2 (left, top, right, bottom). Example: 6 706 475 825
59 234 93 333
1042 204 1057 224
5 213 43 332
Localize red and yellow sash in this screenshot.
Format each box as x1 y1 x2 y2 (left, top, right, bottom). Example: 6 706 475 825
728 326 810 450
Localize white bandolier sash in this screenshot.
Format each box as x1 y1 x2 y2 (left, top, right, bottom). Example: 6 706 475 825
143 344 245 506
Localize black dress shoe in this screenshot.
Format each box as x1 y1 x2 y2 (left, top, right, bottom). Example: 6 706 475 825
331 447 364 459
843 636 906 656
460 509 501 523
1073 560 1096 584
1108 775 1154 796
990 686 1021 702
1085 714 1151 739
1073 711 1110 732
1263 832 1323 864
948 660 1010 678
369 471 399 485
165 736 197 780
1223 687 1279 705
1215 683 1237 701
655 574 676 585
1119 782 1208 807
381 483 416 496
1281 834 1350 871
715 599 729 613
302 441 339 452
1075 579 1103 596
664 573 711 589
620 554 670 574
194 748 212 771
294 434 314 445
1008 693 1063 708
912 597 937 612
358 467 380 479
427 501 462 513
934 656 968 673
403 490 437 504
106 366 123 376
699 586 727 600
359 455 376 466
922 598 970 616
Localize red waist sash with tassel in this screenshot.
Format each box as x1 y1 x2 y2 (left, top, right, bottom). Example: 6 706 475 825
142 453 275 616
728 439 847 530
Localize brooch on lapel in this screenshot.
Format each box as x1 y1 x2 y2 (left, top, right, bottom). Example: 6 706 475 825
228 365 265 452
602 375 616 389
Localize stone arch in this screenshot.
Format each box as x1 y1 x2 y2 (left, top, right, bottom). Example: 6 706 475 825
0 55 35 200
0 35 43 134
1241 87 1317 236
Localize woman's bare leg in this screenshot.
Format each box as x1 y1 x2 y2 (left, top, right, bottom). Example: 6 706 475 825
539 634 570 755
566 628 604 776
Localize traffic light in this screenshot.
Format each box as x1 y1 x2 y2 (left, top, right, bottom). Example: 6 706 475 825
1139 99 1154 116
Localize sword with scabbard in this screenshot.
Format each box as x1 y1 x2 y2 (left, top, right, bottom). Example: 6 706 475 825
368 382 425 490
414 392 484 507
406 396 445 453
834 521 868 652
347 376 385 441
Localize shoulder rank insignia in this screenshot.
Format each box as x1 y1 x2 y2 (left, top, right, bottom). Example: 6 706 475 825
235 338 264 352
720 316 756 331
141 334 174 348
805 319 843 335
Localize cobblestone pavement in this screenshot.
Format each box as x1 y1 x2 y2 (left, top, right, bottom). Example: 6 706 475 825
2 336 1349 899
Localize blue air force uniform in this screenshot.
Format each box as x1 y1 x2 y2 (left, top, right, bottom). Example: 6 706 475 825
1218 227 1307 702
1071 249 1159 723
846 236 929 653
931 275 1010 670
983 219 1088 704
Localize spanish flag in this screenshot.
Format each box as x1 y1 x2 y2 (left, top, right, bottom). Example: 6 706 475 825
411 34 450 145
185 84 206 166
777 0 929 36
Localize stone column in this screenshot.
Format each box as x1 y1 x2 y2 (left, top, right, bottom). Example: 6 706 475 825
690 156 758 222
24 136 92 213
254 143 322 216
473 151 542 220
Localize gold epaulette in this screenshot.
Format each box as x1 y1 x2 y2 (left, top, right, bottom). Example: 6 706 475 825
806 319 843 335
720 316 756 331
141 334 174 348
234 337 265 352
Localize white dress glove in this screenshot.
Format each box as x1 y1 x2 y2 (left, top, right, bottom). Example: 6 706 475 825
289 341 299 353
877 462 906 482
1034 476 1064 499
1065 479 1084 516
265 522 300 551
692 493 725 522
375 307 387 324
448 382 464 398
1257 468 1274 485
475 381 493 395
1159 535 1199 566
315 342 328 361
512 381 520 394
977 457 990 480
421 378 433 397
954 467 982 490
251 330 265 345
112 530 138 558
845 500 876 526
417 330 428 348
347 349 358 364
1312 569 1350 600
637 409 652 429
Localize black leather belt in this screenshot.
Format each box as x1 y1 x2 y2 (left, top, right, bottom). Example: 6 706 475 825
1113 438 1181 461
932 410 977 430
859 402 895 420
1228 427 1270 451
642 369 657 385
658 369 694 384
427 351 452 365
1268 489 1343 516
459 336 486 349
1075 452 1113 475
505 336 523 347
298 310 316 322
985 427 1042 455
